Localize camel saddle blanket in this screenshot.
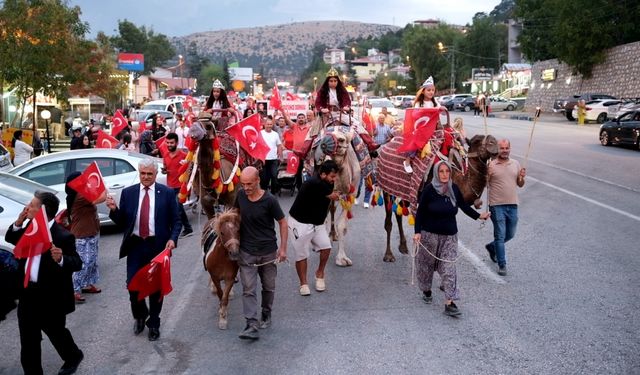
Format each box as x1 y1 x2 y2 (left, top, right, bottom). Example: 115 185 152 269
316 124 374 178
376 131 443 212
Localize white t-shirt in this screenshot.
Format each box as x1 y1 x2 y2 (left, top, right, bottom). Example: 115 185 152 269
414 99 440 108
261 130 281 160
13 139 33 166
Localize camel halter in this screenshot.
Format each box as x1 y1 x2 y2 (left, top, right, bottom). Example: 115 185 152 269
410 239 462 286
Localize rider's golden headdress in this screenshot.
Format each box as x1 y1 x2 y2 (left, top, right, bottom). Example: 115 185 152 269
326 67 340 78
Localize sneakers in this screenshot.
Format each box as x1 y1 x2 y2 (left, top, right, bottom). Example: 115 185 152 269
258 312 271 329
403 160 414 174
444 302 461 316
485 243 497 263
179 228 194 238
363 202 370 209
238 324 259 340
299 284 311 296
315 277 326 292
497 265 507 276
422 290 432 304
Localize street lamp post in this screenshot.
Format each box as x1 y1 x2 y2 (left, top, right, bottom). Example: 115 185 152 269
178 54 184 94
438 42 456 94
40 109 51 154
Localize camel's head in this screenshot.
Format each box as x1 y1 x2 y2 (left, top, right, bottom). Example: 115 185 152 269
466 134 498 161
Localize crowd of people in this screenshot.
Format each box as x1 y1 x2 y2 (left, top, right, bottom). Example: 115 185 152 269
3 69 527 373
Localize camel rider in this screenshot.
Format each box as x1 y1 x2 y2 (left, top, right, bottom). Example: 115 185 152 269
313 67 379 153
205 79 237 129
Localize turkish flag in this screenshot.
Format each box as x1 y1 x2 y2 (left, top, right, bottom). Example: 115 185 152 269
111 110 129 136
226 113 270 161
398 108 440 153
286 152 300 174
269 83 283 111
96 130 118 149
292 126 309 154
285 92 299 101
361 108 374 134
67 161 107 203
155 135 168 157
128 247 173 301
13 206 52 260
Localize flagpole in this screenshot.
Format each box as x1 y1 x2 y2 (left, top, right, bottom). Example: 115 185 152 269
523 107 541 170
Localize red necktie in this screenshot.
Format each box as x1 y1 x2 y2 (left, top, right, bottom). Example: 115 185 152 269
140 187 150 238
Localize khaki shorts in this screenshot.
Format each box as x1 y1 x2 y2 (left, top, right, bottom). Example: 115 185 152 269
288 216 332 261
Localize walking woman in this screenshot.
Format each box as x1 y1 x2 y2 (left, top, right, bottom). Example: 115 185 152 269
65 172 107 303
413 161 490 316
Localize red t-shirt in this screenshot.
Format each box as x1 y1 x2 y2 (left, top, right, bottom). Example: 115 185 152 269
283 129 294 150
163 150 187 188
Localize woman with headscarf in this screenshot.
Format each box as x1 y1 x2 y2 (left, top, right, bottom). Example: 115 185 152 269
65 172 107 303
11 130 33 166
139 130 158 156
413 161 490 316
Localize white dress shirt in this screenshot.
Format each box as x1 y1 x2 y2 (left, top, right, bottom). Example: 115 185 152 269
133 183 156 237
16 219 61 283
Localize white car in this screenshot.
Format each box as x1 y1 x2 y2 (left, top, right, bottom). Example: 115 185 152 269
142 99 184 115
368 98 399 120
489 96 518 111
0 144 13 172
0 172 62 250
8 149 192 226
572 99 623 123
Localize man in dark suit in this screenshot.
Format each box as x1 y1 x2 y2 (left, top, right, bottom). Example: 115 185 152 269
5 191 84 375
106 158 181 341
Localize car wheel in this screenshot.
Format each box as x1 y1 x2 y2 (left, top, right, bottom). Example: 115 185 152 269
596 113 607 124
599 130 611 146
506 105 514 111
464 105 470 112
566 112 575 121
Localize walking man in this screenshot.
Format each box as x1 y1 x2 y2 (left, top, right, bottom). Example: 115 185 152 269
288 160 340 296
5 191 84 375
485 139 526 276
259 116 283 194
235 166 288 340
106 159 181 341
162 133 193 238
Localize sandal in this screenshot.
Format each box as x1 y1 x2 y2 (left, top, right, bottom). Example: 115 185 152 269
81 285 102 294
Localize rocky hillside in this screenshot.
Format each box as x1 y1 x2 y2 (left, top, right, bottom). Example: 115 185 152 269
172 21 400 80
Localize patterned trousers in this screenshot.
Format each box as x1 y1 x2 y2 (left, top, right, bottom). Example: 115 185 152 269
72 234 100 292
416 231 459 301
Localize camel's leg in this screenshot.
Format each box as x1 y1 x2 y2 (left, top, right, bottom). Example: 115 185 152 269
334 208 352 266
218 278 235 330
383 203 396 262
328 201 338 241
396 213 408 254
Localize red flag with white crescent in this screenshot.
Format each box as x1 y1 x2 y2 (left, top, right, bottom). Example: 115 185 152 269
13 206 52 260
155 135 168 157
111 110 128 136
269 83 283 111
225 113 270 161
398 108 440 153
67 161 107 203
128 247 173 301
96 130 118 149
286 152 300 174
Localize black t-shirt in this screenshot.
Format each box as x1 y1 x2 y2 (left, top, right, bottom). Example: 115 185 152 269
414 183 480 235
289 176 333 225
235 189 285 255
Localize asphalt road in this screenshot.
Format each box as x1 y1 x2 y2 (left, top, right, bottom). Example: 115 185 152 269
1 112 639 374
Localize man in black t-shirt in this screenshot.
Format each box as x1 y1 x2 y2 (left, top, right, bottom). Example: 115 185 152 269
235 166 288 340
288 160 339 296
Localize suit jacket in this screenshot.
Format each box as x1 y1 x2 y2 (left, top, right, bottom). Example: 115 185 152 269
109 182 181 259
4 222 82 315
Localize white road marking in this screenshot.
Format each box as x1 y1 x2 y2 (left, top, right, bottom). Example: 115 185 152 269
141 248 204 374
514 154 640 193
528 176 640 222
458 240 506 284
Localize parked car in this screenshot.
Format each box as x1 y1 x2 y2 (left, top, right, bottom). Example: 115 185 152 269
489 96 518 111
8 149 183 226
0 144 13 172
553 93 617 121
0 172 62 249
133 110 176 131
398 96 416 108
454 97 477 112
142 99 184 115
368 98 399 119
391 95 415 108
599 110 640 149
571 99 622 124
437 96 451 106
607 98 640 119
443 94 473 111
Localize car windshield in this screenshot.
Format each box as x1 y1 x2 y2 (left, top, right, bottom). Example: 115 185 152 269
142 104 166 111
370 100 394 108
0 173 56 204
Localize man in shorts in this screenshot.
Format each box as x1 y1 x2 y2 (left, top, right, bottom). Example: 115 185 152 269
288 160 340 296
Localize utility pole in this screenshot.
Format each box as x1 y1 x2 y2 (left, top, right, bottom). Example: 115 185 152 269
450 48 455 94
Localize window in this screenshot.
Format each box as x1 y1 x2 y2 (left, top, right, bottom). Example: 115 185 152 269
369 70 376 75
21 161 67 186
74 158 134 177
